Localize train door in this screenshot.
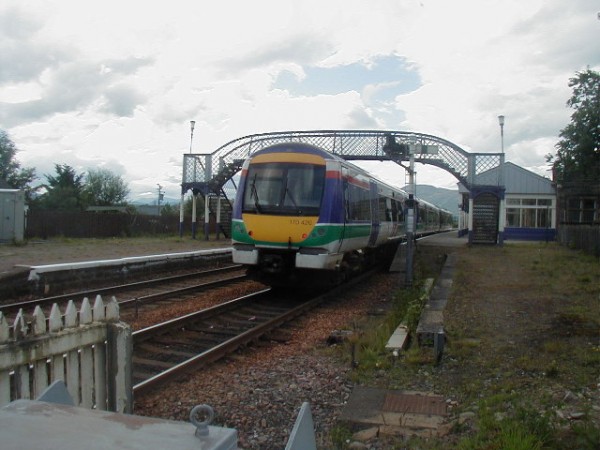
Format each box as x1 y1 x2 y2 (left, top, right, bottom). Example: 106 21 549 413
395 198 405 233
340 175 349 248
368 182 380 247
390 198 398 235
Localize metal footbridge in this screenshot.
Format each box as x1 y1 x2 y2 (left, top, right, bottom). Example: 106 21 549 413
179 130 505 244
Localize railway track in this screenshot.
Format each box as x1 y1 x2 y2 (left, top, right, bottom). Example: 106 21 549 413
132 269 377 395
0 265 247 318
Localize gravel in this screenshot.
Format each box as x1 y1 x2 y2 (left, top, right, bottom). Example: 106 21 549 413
133 272 400 449
124 280 267 331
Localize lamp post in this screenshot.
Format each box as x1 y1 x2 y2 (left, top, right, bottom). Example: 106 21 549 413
497 115 506 246
498 115 505 153
189 120 196 153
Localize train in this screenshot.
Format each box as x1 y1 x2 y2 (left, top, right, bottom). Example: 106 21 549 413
231 143 454 285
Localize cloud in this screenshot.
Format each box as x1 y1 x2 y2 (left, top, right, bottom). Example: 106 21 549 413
1 0 598 202
102 84 146 117
102 57 154 75
0 8 71 84
0 56 153 126
219 34 333 73
509 0 600 70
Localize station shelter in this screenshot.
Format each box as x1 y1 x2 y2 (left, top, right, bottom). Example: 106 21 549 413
458 162 556 241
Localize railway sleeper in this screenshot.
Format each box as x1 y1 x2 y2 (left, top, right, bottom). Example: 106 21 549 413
136 343 198 359
133 356 175 369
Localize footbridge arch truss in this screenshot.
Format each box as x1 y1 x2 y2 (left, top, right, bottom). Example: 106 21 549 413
180 130 505 244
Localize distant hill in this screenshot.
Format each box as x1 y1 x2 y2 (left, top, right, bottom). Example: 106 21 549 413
130 196 180 206
405 184 460 217
129 186 460 217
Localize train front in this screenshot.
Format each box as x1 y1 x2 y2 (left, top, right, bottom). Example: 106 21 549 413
231 144 340 285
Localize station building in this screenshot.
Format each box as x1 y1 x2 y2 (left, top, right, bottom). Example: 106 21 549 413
458 162 557 242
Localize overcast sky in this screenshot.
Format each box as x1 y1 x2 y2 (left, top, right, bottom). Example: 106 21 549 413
1 0 598 202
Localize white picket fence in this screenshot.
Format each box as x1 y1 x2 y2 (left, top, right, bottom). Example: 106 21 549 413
0 296 132 413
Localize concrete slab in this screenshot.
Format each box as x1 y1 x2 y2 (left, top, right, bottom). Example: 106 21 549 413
383 391 447 416
340 388 449 437
385 324 409 351
340 387 387 425
416 253 456 348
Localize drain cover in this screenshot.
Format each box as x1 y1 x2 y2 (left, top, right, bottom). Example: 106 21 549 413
382 393 447 416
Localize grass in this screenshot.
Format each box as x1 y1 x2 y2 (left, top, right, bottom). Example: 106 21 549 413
328 242 600 448
339 282 430 383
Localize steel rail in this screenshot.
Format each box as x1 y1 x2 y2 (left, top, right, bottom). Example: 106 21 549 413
132 270 376 395
118 273 249 309
132 288 272 344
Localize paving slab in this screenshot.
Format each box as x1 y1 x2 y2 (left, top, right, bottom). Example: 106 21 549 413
339 387 449 436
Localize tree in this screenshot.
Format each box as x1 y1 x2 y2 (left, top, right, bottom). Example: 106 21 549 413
35 164 86 210
0 129 36 196
159 203 179 216
549 68 600 182
83 168 130 206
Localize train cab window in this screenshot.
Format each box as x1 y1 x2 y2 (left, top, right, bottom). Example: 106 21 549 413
243 163 325 215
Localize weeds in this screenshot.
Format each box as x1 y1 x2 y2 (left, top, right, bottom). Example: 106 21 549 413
329 243 600 448
457 397 554 450
327 424 353 449
346 282 430 381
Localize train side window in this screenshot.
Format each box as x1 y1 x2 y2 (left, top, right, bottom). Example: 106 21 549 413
396 200 404 224
379 197 388 221
346 183 370 221
417 204 425 223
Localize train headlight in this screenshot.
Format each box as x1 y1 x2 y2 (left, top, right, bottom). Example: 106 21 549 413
234 223 250 236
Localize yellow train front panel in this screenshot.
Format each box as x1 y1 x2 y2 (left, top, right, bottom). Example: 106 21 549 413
241 214 319 246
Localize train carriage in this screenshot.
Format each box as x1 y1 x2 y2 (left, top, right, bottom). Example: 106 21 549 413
231 143 451 285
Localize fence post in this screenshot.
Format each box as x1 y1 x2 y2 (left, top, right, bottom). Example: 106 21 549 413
107 321 133 414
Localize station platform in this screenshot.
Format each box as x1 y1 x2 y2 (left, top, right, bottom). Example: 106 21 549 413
418 231 468 248
0 241 232 297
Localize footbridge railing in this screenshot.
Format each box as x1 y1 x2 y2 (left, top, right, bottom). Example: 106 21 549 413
181 130 504 195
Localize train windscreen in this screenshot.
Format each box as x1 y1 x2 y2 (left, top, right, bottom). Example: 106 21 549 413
242 162 325 216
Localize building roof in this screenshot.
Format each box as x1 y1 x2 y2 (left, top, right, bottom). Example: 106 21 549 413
458 162 555 195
